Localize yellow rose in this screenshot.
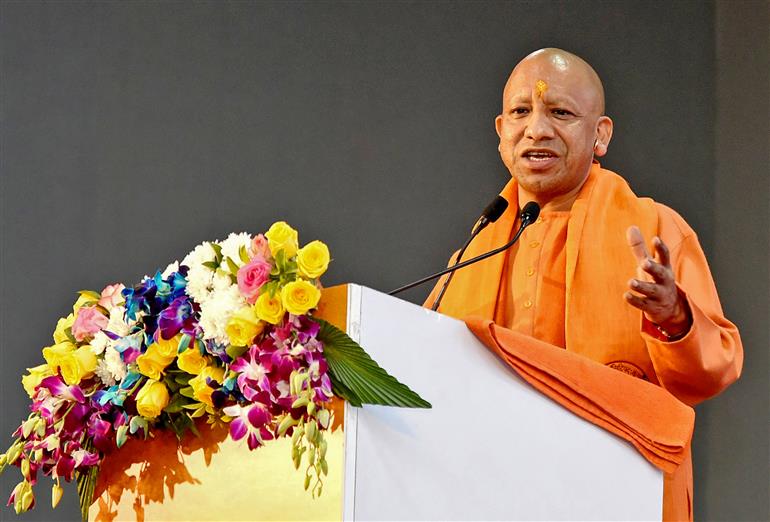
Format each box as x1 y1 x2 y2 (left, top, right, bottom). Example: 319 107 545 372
59 346 97 385
297 240 330 279
21 364 53 398
189 366 225 407
135 380 170 419
281 280 321 316
136 344 175 380
152 334 182 359
177 347 208 375
52 314 75 344
72 294 95 312
226 306 264 346
42 342 76 373
265 221 299 258
255 292 285 324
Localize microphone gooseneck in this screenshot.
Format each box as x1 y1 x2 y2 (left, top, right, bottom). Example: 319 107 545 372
430 196 509 311
389 201 541 297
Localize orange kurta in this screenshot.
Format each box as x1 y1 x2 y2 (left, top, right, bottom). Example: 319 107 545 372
425 163 743 521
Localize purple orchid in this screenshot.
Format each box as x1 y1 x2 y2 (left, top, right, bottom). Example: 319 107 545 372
157 296 198 340
231 347 272 401
222 403 274 450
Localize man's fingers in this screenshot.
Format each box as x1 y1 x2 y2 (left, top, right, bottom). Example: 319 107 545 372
641 258 670 284
626 226 650 262
624 291 649 312
629 278 660 299
653 236 672 268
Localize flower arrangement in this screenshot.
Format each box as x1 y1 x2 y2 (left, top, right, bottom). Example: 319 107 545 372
0 222 429 519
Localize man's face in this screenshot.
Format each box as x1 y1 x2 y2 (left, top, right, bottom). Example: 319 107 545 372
495 56 610 203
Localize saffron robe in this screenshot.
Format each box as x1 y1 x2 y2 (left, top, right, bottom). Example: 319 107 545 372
425 163 743 521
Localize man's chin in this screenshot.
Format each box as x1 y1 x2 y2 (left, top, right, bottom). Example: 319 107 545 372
513 169 560 192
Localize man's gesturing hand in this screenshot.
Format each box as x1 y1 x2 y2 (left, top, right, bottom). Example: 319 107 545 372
624 226 691 338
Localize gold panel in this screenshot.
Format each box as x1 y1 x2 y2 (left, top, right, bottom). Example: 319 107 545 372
89 421 344 522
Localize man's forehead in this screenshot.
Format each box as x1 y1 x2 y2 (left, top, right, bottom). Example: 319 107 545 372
503 51 604 112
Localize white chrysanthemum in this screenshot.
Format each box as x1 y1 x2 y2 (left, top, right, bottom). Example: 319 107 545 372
105 346 127 382
94 360 116 386
106 305 131 337
198 285 245 345
162 261 179 278
182 241 217 269
90 331 110 356
94 346 127 386
212 270 235 292
219 232 252 267
186 264 214 303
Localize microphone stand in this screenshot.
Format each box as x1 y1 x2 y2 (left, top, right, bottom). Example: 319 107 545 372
389 211 537 297
429 222 484 311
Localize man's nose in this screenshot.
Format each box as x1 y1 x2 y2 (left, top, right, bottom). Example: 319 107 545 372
524 109 555 141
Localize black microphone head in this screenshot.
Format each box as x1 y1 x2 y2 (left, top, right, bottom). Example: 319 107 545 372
520 201 541 225
482 196 509 223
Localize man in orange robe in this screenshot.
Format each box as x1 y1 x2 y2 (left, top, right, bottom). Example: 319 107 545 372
425 48 743 521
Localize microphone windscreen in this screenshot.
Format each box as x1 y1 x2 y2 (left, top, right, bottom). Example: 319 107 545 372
520 201 541 224
482 196 509 223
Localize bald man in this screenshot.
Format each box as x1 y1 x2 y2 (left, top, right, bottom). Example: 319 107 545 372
426 49 742 521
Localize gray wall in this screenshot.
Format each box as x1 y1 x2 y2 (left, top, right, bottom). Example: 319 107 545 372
1 1 766 520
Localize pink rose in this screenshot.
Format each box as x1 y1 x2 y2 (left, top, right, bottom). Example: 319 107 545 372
250 234 271 260
71 306 109 342
98 283 126 310
237 257 272 304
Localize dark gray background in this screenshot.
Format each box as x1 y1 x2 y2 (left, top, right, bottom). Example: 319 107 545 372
1 1 767 520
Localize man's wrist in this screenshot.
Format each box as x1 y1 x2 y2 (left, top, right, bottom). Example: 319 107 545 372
653 299 692 341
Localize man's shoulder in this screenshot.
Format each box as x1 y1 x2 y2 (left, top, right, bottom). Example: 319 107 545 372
595 166 697 241
653 201 698 249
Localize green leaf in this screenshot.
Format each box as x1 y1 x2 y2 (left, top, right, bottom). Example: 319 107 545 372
239 245 251 264
179 386 196 399
261 281 280 298
202 260 219 270
315 319 431 409
226 344 249 360
163 376 181 393
174 374 192 386
275 249 290 274
226 256 240 276
75 440 98 522
178 334 192 353
187 415 201 437
164 394 189 414
116 425 129 448
129 416 148 435
167 412 195 439
210 242 223 260
65 327 78 346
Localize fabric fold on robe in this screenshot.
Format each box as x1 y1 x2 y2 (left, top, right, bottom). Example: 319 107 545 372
466 317 695 474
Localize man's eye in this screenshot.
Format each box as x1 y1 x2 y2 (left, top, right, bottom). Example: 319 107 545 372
510 107 529 115
552 109 573 117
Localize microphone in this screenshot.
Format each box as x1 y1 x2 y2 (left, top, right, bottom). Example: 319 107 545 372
389 201 541 297
430 196 509 311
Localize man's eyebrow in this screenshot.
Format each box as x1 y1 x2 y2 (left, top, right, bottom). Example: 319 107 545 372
508 94 532 104
543 94 579 107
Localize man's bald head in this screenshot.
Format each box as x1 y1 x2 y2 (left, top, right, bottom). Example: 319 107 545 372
505 48 606 115
494 47 614 209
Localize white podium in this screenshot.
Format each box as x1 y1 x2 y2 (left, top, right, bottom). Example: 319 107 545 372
341 284 662 521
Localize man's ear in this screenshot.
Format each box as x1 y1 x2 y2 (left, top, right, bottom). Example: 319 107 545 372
594 115 613 157
495 114 503 152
